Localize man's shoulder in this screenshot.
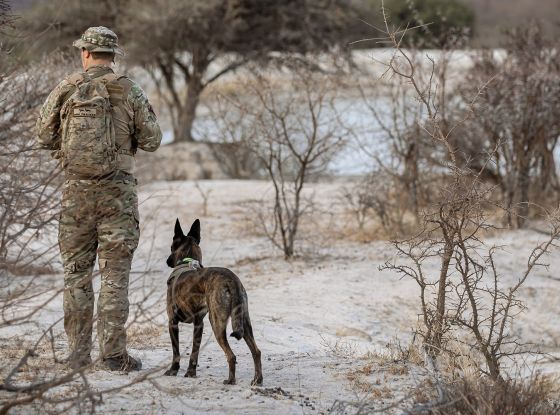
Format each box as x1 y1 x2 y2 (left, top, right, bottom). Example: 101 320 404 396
116 76 149 105
50 74 78 94
41 75 77 112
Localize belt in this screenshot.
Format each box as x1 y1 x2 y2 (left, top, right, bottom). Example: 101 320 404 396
65 170 135 182
118 149 134 156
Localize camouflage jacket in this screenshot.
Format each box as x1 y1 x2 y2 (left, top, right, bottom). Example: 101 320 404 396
36 64 162 175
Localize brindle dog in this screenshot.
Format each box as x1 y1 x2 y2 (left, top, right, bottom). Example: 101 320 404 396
163 218 263 386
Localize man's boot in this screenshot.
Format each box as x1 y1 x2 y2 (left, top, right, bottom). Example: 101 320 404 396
102 353 142 372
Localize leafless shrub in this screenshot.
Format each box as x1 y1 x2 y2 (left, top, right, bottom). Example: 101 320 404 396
352 29 469 235
0 44 72 415
0 53 65 273
459 23 560 228
344 171 410 236
0 11 170 414
202 95 265 179
357 75 427 223
375 1 559 385
384 179 560 379
207 141 264 179
193 181 212 216
214 65 350 258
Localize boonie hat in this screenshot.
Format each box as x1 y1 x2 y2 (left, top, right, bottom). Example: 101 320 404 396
73 26 125 56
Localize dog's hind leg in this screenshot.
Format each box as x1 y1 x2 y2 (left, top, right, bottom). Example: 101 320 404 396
164 318 180 376
186 314 204 378
243 317 263 386
209 311 236 385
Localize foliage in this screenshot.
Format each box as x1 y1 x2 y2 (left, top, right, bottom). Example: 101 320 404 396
362 0 475 47
22 0 357 142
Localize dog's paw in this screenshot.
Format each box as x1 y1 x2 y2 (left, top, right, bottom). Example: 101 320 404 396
223 378 236 385
164 369 178 376
251 376 263 386
185 370 196 378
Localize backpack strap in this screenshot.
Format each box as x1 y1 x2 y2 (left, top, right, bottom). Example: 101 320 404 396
65 72 86 87
62 71 110 103
60 73 86 104
105 75 137 155
104 74 128 106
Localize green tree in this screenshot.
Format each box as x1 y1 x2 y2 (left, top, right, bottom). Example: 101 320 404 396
121 0 356 142
23 0 357 143
364 0 475 47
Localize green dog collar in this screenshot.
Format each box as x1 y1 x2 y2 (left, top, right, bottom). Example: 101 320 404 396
179 257 201 270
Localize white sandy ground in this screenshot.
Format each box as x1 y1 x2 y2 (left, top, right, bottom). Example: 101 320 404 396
1 179 560 414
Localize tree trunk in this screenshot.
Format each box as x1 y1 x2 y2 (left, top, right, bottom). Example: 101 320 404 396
427 239 454 357
516 167 530 228
175 75 204 143
509 152 531 229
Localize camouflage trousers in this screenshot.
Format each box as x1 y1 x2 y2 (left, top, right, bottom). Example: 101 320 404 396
59 175 139 360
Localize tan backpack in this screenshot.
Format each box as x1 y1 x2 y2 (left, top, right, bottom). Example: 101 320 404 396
60 72 123 178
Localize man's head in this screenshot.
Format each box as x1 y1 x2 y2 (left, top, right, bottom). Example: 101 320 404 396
73 26 124 70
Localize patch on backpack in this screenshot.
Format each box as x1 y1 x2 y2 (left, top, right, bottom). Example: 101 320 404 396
73 107 98 117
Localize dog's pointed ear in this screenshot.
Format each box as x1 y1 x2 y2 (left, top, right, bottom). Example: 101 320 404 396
174 218 184 239
187 219 201 244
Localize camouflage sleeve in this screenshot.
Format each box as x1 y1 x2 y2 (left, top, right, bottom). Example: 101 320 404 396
128 83 162 152
36 79 74 151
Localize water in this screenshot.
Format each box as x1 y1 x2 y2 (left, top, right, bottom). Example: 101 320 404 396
164 96 400 177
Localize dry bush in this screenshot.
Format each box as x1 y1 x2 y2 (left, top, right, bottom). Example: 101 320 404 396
374 0 560 385
409 374 559 415
459 23 560 228
214 64 350 258
0 9 168 413
0 53 65 274
344 170 437 238
202 95 266 179
353 30 469 234
207 141 265 179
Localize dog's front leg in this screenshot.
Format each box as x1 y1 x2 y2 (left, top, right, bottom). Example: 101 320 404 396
186 315 203 377
164 318 180 376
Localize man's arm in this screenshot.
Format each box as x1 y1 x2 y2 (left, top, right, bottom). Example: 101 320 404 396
36 80 74 151
129 84 162 152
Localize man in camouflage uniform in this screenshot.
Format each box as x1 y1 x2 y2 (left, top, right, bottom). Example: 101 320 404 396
36 27 162 371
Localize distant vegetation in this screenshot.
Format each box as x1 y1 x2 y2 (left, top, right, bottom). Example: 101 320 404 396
361 0 475 47
353 0 559 47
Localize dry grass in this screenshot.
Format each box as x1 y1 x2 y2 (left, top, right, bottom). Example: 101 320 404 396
333 339 424 404
320 336 360 360
127 323 164 349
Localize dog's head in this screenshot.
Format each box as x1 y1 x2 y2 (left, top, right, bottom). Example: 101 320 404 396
166 218 202 268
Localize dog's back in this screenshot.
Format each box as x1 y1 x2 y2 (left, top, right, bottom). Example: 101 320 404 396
168 267 248 340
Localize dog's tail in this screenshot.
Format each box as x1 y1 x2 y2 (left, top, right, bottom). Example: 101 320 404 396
230 284 245 341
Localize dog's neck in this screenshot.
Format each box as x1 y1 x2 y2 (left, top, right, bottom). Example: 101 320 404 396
177 257 201 270
168 257 202 285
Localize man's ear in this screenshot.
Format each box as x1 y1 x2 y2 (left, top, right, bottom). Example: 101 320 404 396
187 219 201 244
174 218 184 238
